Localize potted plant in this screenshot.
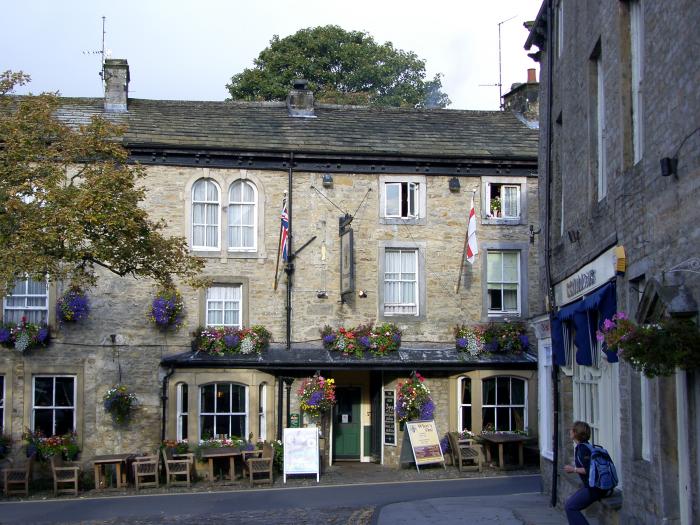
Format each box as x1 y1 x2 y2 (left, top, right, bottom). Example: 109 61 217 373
103 384 138 425
192 325 271 355
298 373 336 419
489 196 501 217
395 372 434 425
320 323 401 357
23 429 80 461
56 286 90 323
148 286 185 330
454 324 485 355
0 317 50 352
597 312 700 377
482 321 529 353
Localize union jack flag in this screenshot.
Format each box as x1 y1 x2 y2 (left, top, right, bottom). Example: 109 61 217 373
280 200 289 261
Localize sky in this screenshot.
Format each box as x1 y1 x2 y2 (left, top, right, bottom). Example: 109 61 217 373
2 0 543 111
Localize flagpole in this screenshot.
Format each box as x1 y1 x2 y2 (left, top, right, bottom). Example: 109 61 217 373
455 189 478 293
273 192 287 290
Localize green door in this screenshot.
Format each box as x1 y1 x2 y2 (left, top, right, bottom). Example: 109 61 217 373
333 387 361 459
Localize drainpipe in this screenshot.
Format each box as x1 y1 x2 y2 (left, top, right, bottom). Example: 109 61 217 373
542 0 560 508
161 366 176 442
285 152 294 351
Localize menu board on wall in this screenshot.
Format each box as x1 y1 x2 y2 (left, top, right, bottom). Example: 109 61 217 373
384 390 396 446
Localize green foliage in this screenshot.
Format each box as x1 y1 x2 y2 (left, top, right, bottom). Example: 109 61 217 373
227 25 450 108
0 433 11 459
23 429 80 461
0 71 205 296
599 313 700 377
192 325 271 355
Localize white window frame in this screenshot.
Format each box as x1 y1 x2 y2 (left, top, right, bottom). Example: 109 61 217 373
176 383 188 443
228 180 257 252
383 248 419 317
32 375 76 436
640 374 652 461
199 383 248 440
3 276 49 325
378 175 427 225
205 285 242 328
481 376 528 432
596 55 607 201
486 250 521 316
258 383 267 441
458 376 472 432
0 374 5 433
557 0 564 58
538 341 554 460
486 183 521 219
191 178 221 251
630 0 644 163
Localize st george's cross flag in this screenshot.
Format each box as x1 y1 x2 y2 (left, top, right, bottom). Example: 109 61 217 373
466 194 478 264
280 200 289 261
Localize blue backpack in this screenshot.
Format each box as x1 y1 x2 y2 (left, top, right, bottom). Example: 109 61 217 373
585 443 619 494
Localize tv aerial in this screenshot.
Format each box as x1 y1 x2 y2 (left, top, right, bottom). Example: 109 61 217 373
478 15 517 109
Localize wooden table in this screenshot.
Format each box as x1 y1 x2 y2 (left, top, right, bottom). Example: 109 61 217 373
93 453 134 489
199 447 242 481
478 433 530 469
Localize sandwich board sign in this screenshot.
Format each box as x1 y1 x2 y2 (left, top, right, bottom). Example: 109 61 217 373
403 420 445 472
283 427 319 483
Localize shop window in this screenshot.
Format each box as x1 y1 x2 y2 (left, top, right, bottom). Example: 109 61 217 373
199 383 248 440
33 376 75 437
482 376 527 432
177 383 188 442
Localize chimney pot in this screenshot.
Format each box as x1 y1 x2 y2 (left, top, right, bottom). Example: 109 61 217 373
527 68 537 83
103 58 130 113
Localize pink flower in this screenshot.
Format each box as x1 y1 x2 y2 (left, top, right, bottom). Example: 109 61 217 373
596 330 605 342
603 319 616 331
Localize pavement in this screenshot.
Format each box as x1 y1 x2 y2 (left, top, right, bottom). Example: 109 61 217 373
0 461 603 524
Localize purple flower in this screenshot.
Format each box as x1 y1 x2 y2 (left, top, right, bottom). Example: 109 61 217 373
223 334 240 349
419 399 435 420
392 334 401 344
37 326 49 343
395 402 407 420
456 337 468 349
485 341 500 353
596 330 605 342
0 327 11 344
57 290 90 322
322 334 336 345
358 335 371 348
440 436 450 454
308 391 323 406
603 318 616 331
519 335 529 349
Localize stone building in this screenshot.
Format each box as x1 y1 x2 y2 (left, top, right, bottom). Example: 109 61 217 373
0 59 540 472
526 1 700 523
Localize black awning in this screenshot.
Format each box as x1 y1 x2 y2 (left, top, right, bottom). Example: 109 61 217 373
160 341 537 372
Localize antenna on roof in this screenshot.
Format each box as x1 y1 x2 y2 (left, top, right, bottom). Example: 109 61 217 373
478 15 516 110
83 17 107 89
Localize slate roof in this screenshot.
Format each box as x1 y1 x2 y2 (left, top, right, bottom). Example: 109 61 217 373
160 341 537 371
54 98 538 161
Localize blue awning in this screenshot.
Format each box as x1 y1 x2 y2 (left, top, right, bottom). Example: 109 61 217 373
551 281 618 366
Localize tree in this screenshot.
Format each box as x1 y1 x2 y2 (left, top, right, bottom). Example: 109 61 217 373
0 71 205 295
226 25 451 109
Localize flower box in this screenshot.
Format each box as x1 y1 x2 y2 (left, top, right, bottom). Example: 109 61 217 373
0 317 50 352
321 323 401 357
192 325 271 355
454 321 529 355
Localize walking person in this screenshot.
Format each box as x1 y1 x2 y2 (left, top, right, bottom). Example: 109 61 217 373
563 421 606 524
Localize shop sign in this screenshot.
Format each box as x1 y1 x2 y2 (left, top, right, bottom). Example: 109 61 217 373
555 246 618 306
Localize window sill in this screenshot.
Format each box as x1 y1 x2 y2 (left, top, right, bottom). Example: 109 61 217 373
380 217 426 226
482 217 522 226
191 250 266 260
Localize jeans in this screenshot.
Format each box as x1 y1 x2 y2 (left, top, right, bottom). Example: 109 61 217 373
565 486 602 525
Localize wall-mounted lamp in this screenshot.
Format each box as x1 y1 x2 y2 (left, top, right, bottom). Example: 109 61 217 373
448 177 461 192
322 173 334 188
660 157 678 177
358 290 367 298
316 290 328 299
567 229 581 244
529 224 542 244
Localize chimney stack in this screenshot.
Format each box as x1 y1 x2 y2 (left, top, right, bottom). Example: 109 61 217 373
102 59 130 113
287 79 315 118
502 69 540 126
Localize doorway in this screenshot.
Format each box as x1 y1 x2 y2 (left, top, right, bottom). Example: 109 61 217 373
333 386 361 460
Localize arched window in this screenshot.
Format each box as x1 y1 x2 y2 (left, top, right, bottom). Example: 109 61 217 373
176 383 188 442
481 376 527 432
458 377 472 432
191 179 220 250
199 383 247 440
228 180 257 251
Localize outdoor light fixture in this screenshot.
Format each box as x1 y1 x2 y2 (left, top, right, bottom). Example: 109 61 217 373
358 290 367 298
322 173 334 188
529 224 542 244
660 157 678 177
449 177 461 192
316 290 328 299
